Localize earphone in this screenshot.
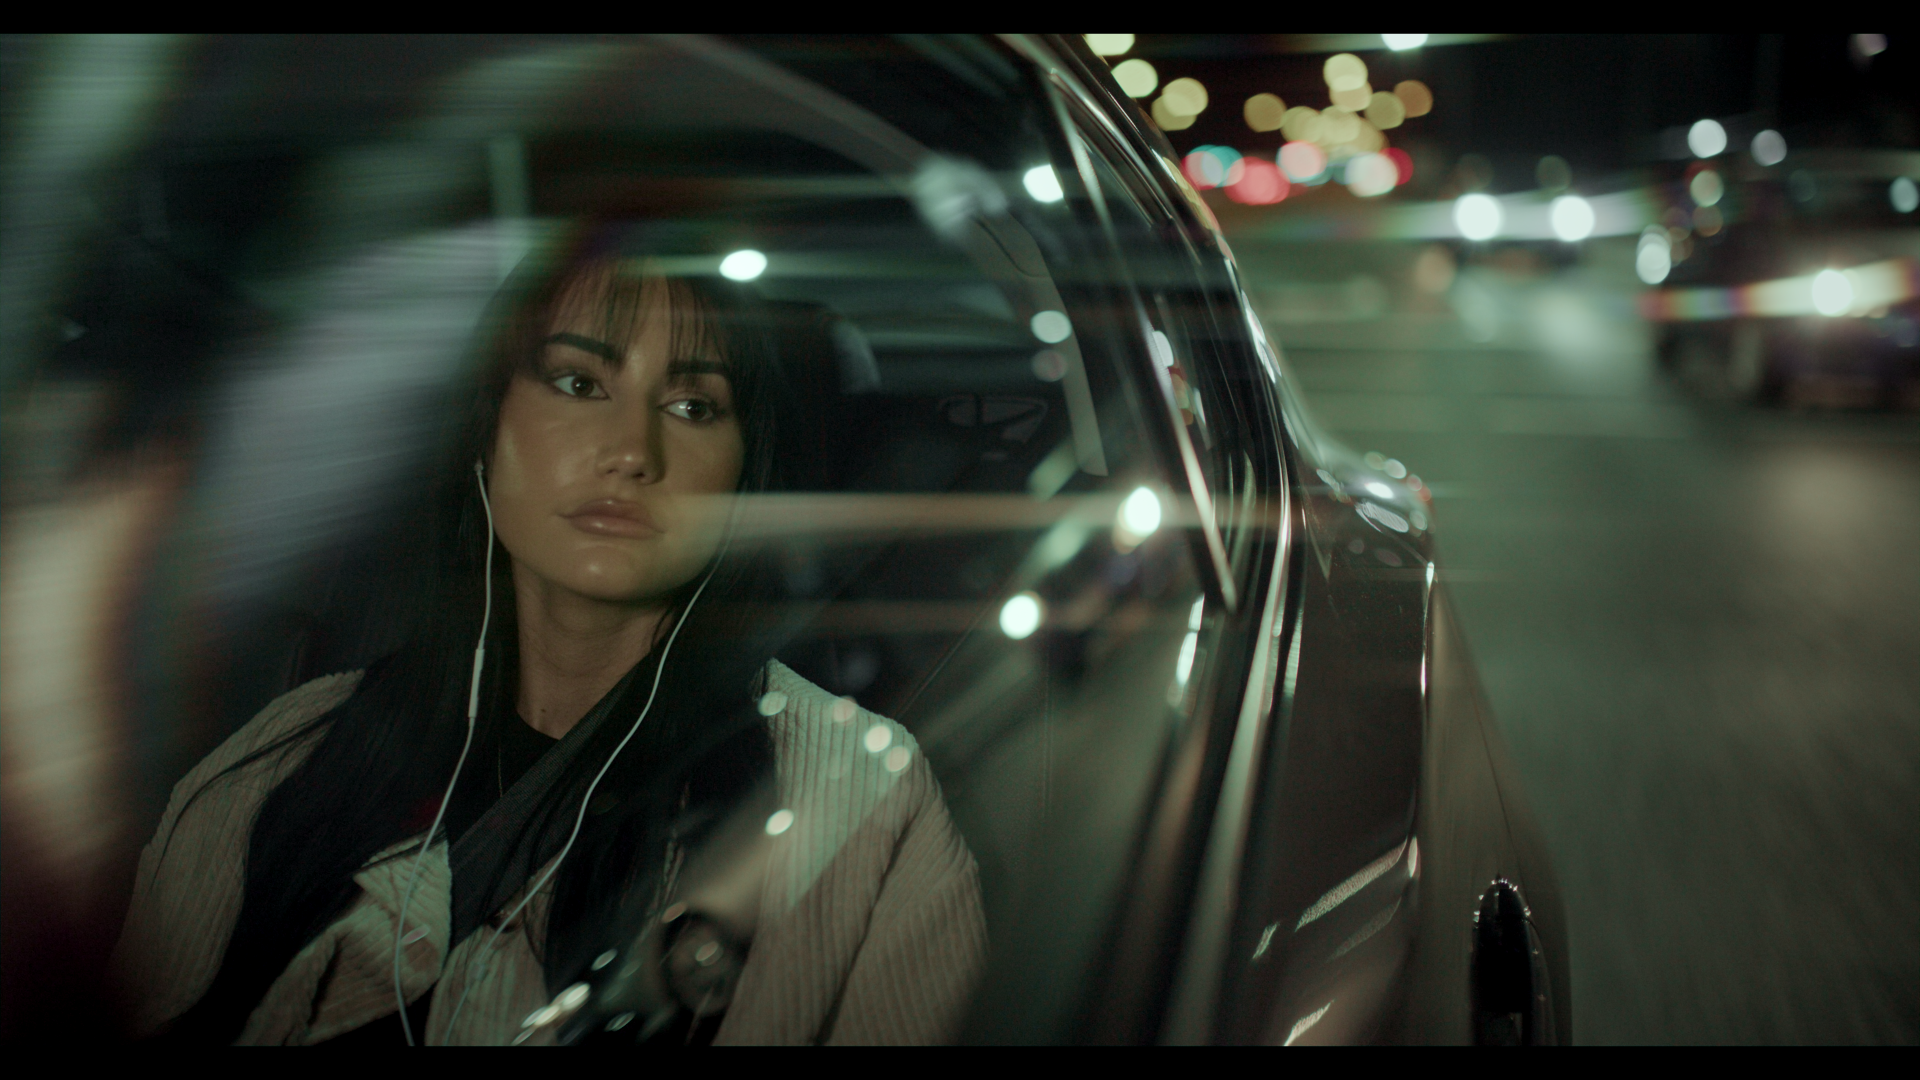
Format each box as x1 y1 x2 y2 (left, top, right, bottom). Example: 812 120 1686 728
392 458 495 1046
394 455 742 1044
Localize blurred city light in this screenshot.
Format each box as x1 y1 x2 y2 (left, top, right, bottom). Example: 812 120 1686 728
1085 34 1135 56
1031 310 1073 343
1394 80 1433 118
1161 78 1210 118
1023 165 1064 203
1244 93 1287 133
1381 35 1429 51
1637 227 1673 284
1184 146 1245 191
1892 177 1919 214
1812 268 1854 316
1688 119 1728 158
1537 155 1572 192
999 592 1043 640
1279 140 1327 182
718 249 767 281
1323 53 1368 93
1120 486 1163 538
1384 147 1414 186
1453 193 1503 240
1689 168 1725 207
1227 158 1288 205
1364 91 1405 130
1112 58 1158 98
1346 152 1397 198
1751 129 1788 166
1152 98 1196 131
1642 257 1918 320
1550 195 1596 242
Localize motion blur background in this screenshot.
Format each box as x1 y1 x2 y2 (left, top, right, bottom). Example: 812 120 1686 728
2 34 1916 1043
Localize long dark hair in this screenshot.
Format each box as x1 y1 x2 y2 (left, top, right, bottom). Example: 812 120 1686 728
165 228 788 1041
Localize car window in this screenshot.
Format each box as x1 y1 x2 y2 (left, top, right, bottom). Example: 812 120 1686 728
10 34 1244 1045
1056 94 1264 605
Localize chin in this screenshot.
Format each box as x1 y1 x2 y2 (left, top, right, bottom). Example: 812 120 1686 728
566 557 706 605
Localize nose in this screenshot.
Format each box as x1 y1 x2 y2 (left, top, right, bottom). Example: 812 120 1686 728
597 399 661 482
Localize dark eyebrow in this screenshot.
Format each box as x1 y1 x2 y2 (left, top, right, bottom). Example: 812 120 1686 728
544 333 620 364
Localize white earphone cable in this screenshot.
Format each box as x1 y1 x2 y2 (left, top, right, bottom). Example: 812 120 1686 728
440 494 744 1043
392 459 495 1047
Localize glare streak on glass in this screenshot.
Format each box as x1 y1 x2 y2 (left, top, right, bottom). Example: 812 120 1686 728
1331 897 1402 959
1283 1002 1333 1046
1295 840 1408 930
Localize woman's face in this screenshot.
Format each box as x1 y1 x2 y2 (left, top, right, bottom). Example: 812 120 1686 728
488 271 744 606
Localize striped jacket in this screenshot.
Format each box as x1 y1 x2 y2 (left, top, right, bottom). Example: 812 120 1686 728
113 661 986 1044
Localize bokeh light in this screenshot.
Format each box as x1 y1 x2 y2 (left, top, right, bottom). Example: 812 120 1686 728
1751 129 1787 166
1244 93 1287 133
1184 146 1246 191
1536 155 1572 192
1121 486 1163 538
1030 310 1072 343
1279 106 1324 143
1381 34 1429 51
1550 195 1596 242
1161 77 1209 118
1393 80 1433 118
1151 96 1195 131
1891 177 1918 214
1023 165 1064 203
999 592 1043 640
1320 108 1361 145
1323 53 1368 92
1331 83 1372 112
1689 168 1724 207
1454 193 1502 240
1812 268 1854 316
1384 147 1414 186
1227 157 1288 204
1637 227 1673 284
1112 58 1159 98
1365 91 1406 130
719 249 767 281
1085 34 1135 56
1346 153 1397 198
1688 118 1728 158
1279 140 1328 182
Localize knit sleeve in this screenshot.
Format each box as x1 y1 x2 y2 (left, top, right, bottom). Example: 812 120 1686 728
821 760 987 1045
111 670 363 1035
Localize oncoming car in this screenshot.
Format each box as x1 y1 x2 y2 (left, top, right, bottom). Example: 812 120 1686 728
2 34 1568 1045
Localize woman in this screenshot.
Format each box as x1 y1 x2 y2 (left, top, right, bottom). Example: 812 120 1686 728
112 239 987 1045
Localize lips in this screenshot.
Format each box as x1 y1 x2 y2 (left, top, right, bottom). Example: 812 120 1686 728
562 498 662 539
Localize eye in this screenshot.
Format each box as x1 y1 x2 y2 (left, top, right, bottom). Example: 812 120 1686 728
665 397 722 423
548 372 604 399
